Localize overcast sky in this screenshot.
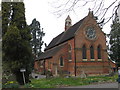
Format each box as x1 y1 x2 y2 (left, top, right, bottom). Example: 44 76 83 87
24 0 120 49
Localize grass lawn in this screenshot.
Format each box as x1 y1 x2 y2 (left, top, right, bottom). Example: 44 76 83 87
25 74 118 88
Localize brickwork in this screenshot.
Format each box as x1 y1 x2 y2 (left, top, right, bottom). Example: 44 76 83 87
34 11 115 76
73 12 111 76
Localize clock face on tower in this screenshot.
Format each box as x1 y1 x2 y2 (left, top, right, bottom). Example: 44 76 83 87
86 27 96 40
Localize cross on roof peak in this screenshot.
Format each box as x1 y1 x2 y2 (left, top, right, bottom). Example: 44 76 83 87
89 8 91 12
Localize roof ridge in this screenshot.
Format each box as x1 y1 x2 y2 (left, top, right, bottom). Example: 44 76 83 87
45 32 64 50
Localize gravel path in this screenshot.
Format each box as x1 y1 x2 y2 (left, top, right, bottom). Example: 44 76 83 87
63 82 118 88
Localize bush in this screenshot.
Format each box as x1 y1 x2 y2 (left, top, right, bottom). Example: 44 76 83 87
3 81 19 88
24 83 34 88
2 72 16 85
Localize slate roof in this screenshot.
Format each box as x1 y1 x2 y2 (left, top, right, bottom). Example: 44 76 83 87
45 32 64 51
45 18 85 51
39 45 64 60
39 17 85 60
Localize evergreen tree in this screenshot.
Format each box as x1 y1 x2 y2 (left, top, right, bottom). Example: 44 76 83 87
10 2 26 30
0 11 1 37
30 18 45 58
2 2 11 36
2 2 32 85
109 18 120 67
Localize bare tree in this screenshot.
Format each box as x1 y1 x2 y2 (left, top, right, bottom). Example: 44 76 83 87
49 0 120 26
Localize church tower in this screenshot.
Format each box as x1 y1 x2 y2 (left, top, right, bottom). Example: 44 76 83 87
65 15 72 31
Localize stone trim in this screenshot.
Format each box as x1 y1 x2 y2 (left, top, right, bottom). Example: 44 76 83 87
82 59 87 61
77 65 110 68
69 59 72 62
98 59 102 61
91 59 95 61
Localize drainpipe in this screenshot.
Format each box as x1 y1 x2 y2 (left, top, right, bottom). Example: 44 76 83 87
74 38 77 76
43 60 46 75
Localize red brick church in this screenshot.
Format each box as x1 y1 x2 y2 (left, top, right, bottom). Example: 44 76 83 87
34 11 115 76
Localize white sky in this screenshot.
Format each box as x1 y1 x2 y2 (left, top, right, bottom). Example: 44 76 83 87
24 0 120 49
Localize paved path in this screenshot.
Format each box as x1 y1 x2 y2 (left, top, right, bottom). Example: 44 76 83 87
63 82 118 88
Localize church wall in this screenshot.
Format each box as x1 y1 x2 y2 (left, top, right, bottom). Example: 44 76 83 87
74 14 111 76
35 42 75 76
67 38 75 75
34 60 44 73
45 58 53 71
34 61 39 71
52 43 69 76
76 61 110 75
75 13 108 61
48 38 76 76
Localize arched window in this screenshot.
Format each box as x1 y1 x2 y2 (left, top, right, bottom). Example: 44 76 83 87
68 45 72 60
97 45 102 59
60 56 64 67
82 45 87 59
90 45 94 59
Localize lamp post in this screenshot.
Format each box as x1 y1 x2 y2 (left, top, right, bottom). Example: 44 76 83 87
20 68 26 85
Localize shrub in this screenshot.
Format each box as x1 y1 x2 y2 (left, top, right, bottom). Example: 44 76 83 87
3 81 19 88
24 83 34 88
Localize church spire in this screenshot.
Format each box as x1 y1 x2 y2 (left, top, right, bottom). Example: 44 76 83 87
65 15 72 31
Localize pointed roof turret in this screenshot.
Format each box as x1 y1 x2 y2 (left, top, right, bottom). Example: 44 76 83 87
65 15 71 21
65 15 72 31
